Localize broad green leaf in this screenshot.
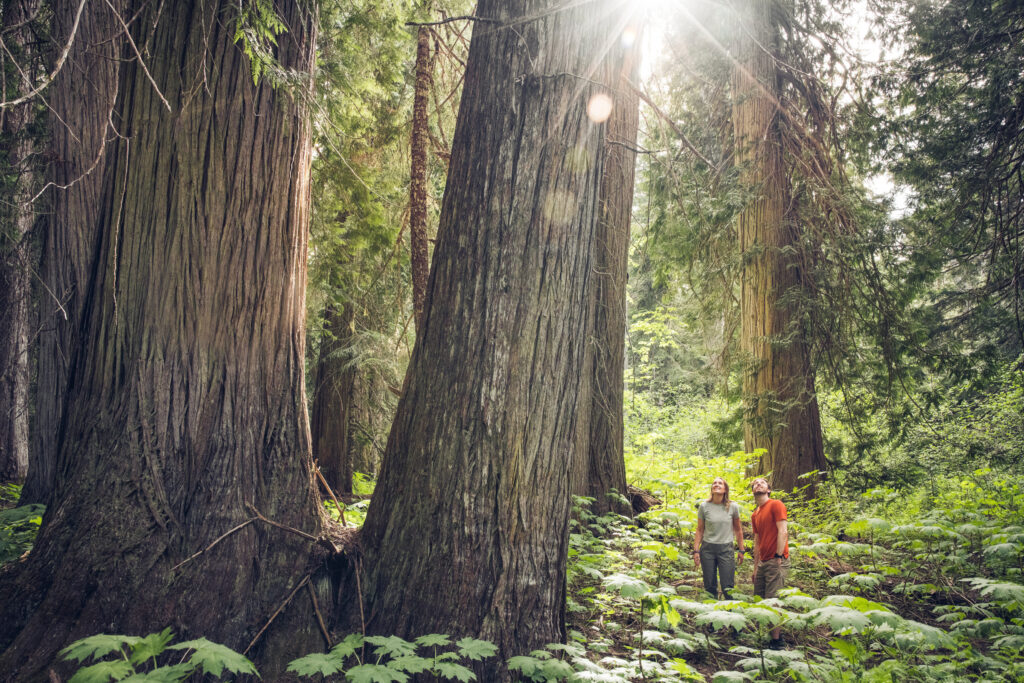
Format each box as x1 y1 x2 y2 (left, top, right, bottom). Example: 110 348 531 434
68 660 135 683
434 661 476 682
346 663 409 683
455 637 498 661
507 655 543 677
388 656 431 674
168 638 257 678
62 635 141 663
118 663 193 682
780 594 821 610
695 610 749 631
286 652 345 677
829 638 860 664
129 629 174 666
414 634 451 648
711 671 753 682
742 606 783 626
804 606 872 634
365 635 418 659
332 632 365 659
538 658 574 680
603 573 650 599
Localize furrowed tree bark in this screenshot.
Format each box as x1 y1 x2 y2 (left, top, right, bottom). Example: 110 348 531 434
0 0 41 485
571 18 641 517
358 0 615 676
310 301 356 496
19 2 122 505
0 2 325 679
409 25 432 334
732 0 825 493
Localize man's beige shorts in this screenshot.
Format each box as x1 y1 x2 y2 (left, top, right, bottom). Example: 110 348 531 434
754 558 790 598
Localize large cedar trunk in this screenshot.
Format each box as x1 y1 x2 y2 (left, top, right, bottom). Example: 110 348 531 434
571 18 641 517
357 0 615 675
19 3 123 505
0 0 40 485
310 302 356 496
732 0 825 493
0 2 325 679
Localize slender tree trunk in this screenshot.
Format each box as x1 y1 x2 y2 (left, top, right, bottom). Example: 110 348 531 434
0 0 40 485
0 2 325 679
19 2 123 505
571 19 641 517
410 26 432 334
357 0 615 675
310 302 356 496
732 0 825 493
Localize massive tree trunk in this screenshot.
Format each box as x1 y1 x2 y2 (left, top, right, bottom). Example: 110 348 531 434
0 0 41 485
571 19 641 517
409 26 432 334
19 2 123 505
732 0 825 493
310 301 356 496
0 2 325 679
357 0 615 675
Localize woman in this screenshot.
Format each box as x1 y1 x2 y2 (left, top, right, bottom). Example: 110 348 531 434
691 477 744 599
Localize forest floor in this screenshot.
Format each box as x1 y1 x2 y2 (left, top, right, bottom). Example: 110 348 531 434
4 460 1024 681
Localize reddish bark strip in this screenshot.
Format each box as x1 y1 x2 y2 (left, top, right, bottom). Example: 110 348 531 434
732 0 826 492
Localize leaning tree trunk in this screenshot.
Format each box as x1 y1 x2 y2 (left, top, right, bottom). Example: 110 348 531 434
310 301 356 496
571 18 642 517
0 2 325 679
19 2 123 505
0 0 41 485
357 0 615 676
732 0 825 493
409 25 432 334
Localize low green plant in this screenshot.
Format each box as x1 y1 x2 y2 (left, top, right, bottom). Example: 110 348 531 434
60 629 257 683
288 632 496 682
0 483 44 565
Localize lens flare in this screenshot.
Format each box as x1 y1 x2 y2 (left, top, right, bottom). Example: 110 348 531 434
587 93 613 123
621 27 637 49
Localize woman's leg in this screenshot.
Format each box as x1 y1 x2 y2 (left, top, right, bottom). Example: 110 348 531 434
699 546 719 597
717 545 736 599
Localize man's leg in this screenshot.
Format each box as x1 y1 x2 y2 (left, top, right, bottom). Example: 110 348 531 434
763 558 791 644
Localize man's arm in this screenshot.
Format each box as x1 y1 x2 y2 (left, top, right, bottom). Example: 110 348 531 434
751 529 760 580
775 519 788 562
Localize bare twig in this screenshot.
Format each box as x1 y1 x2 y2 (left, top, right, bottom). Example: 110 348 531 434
406 15 498 28
243 574 311 655
307 580 332 648
245 502 320 542
315 464 346 525
629 80 718 172
104 0 171 112
171 518 256 572
0 0 86 109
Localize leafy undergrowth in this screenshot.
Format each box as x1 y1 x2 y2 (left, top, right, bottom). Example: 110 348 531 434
558 457 1024 682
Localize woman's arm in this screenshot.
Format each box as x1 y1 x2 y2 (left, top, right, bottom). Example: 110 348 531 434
692 518 704 565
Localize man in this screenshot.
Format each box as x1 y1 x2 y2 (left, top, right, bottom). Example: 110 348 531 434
750 477 789 649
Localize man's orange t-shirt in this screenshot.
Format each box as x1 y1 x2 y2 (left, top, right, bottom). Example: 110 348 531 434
751 497 789 562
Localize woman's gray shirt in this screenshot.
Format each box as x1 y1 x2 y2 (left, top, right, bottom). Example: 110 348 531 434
698 500 740 545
